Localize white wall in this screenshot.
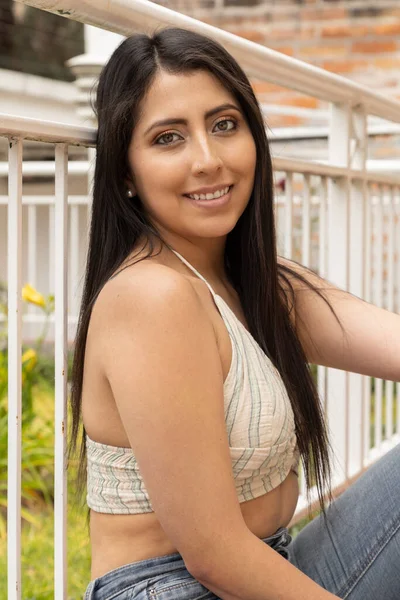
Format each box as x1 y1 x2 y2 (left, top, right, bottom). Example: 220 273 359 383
84 24 123 56
0 68 80 124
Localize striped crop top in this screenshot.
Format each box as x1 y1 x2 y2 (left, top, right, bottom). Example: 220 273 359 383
86 249 300 514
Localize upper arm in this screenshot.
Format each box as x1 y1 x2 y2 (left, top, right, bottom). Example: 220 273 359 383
96 267 248 572
278 257 400 382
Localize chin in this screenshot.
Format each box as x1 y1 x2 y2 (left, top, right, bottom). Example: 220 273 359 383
194 221 239 240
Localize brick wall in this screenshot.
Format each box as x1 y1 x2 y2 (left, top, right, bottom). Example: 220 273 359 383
179 0 400 130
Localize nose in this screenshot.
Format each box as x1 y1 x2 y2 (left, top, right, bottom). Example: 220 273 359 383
191 135 223 175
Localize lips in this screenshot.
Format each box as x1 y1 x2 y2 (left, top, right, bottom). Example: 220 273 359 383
184 184 233 208
184 185 233 201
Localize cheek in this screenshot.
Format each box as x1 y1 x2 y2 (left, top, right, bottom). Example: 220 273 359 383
228 132 256 173
141 154 187 192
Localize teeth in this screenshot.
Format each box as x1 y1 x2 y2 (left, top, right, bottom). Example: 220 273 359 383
188 186 230 201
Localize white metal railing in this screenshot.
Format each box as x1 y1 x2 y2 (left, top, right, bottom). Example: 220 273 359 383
1 157 398 343
1 0 399 598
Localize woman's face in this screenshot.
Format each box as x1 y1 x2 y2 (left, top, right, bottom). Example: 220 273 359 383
126 69 257 248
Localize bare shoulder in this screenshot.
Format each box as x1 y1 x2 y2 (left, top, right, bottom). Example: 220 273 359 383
92 260 202 324
89 260 213 373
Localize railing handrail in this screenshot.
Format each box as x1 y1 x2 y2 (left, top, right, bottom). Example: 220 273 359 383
0 112 95 147
3 111 400 147
17 0 400 123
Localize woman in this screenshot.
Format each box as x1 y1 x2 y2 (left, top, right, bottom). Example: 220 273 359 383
71 27 400 600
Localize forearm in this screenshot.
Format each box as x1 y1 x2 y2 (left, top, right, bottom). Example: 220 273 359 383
281 257 400 382
191 530 338 600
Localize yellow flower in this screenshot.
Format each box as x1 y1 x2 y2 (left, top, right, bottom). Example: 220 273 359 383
22 348 37 372
22 284 46 308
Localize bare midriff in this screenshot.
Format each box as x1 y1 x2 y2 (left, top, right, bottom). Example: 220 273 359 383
90 472 299 579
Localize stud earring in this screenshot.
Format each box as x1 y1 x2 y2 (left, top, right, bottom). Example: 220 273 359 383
127 189 133 198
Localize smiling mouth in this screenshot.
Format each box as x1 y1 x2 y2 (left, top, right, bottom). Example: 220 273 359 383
184 185 233 201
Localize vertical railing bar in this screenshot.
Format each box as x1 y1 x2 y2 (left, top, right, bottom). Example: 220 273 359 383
49 204 55 297
358 178 366 469
302 174 311 268
87 146 95 246
327 102 351 487
397 187 400 315
318 176 328 418
54 144 69 600
284 172 293 259
70 204 80 332
319 177 328 279
347 106 367 479
27 204 37 338
395 188 400 435
27 205 37 286
274 173 284 256
374 184 383 452
7 137 23 600
386 186 395 440
363 183 372 462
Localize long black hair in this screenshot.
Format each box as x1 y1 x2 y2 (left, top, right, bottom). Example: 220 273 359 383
70 26 338 514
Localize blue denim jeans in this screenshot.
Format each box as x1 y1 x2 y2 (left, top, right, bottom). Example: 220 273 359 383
84 442 400 599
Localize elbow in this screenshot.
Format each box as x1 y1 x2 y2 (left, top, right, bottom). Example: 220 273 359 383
183 551 214 582
183 527 253 585
185 559 222 593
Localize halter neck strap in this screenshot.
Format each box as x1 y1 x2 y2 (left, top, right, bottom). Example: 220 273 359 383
170 249 216 297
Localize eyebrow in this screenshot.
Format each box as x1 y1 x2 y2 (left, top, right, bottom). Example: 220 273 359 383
144 103 242 136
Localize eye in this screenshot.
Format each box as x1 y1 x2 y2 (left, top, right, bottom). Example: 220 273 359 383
214 118 237 133
154 118 237 146
154 131 182 146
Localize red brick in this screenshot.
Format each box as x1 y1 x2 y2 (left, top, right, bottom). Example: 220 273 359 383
299 44 348 58
280 96 319 109
234 29 265 43
374 57 400 69
322 61 352 74
352 40 397 54
322 60 369 73
302 7 347 21
321 25 352 38
200 17 218 26
373 23 400 36
322 24 370 38
267 115 305 127
251 81 286 94
224 16 262 27
272 45 294 57
268 27 299 41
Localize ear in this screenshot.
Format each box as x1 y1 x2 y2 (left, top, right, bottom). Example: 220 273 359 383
124 174 137 197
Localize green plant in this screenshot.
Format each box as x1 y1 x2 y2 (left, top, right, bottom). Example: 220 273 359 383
0 283 56 536
0 479 91 599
